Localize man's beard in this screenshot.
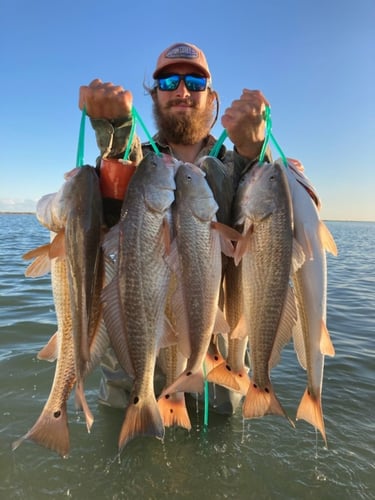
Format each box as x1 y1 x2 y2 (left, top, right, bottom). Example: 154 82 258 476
153 98 215 145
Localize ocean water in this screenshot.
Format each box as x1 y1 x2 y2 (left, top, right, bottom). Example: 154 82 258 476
0 214 373 500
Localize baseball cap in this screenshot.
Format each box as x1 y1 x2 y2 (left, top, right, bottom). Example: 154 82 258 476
153 42 211 79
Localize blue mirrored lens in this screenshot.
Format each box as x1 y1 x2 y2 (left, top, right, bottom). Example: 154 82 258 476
157 74 207 91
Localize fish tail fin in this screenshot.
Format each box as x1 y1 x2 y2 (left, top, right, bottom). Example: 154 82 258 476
119 395 164 451
206 363 241 392
12 404 70 458
243 379 294 427
75 381 94 433
157 393 192 431
296 388 327 446
159 369 205 398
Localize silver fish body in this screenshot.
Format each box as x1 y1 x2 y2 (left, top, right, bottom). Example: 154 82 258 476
234 162 295 422
160 162 223 397
284 159 337 445
13 238 75 458
64 166 103 410
102 152 177 450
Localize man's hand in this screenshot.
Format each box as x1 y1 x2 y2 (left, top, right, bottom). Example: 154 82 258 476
221 89 269 160
79 79 133 120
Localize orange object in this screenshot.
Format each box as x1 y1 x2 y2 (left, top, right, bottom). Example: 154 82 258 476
99 158 136 200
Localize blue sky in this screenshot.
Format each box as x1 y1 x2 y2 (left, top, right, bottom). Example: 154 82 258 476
1 0 374 220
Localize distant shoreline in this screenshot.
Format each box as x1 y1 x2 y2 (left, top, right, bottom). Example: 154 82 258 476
0 212 373 223
0 211 36 215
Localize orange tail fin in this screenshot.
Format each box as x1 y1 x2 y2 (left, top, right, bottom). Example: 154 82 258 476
206 362 241 393
243 380 294 427
158 393 191 431
118 395 164 451
296 388 327 446
12 404 70 458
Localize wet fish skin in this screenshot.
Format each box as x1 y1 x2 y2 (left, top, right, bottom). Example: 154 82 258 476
207 257 250 395
234 162 295 422
64 166 103 426
159 162 226 398
284 159 337 445
102 152 177 450
13 233 75 458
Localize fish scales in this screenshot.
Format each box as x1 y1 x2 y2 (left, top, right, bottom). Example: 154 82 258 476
102 152 177 450
13 252 75 458
160 162 223 397
235 162 294 422
284 158 337 445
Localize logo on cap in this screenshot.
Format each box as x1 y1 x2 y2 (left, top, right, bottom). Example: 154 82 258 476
165 44 198 60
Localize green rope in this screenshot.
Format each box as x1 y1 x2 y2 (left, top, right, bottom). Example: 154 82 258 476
76 106 86 167
259 105 288 167
202 362 209 429
209 129 228 158
132 107 162 157
123 109 137 161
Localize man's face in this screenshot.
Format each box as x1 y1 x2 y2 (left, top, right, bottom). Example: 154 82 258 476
153 63 215 145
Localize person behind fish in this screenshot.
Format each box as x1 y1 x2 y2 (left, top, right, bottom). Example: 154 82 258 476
79 42 271 415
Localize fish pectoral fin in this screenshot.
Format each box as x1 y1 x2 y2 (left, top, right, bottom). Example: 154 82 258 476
211 221 242 258
319 220 338 256
37 332 59 362
49 230 66 259
23 242 52 277
212 307 230 336
25 254 52 277
233 224 253 266
320 320 335 357
23 242 51 260
291 238 306 273
230 314 248 340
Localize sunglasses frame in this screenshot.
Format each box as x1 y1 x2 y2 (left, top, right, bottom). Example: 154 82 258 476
156 73 208 92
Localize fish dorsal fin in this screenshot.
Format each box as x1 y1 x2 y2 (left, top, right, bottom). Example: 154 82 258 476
320 320 335 357
319 221 338 256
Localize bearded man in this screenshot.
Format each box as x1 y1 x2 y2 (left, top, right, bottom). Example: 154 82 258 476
78 42 271 415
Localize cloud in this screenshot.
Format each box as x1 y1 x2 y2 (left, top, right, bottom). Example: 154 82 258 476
0 198 36 213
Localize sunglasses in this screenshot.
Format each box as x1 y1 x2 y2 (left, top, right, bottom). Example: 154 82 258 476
156 74 208 92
